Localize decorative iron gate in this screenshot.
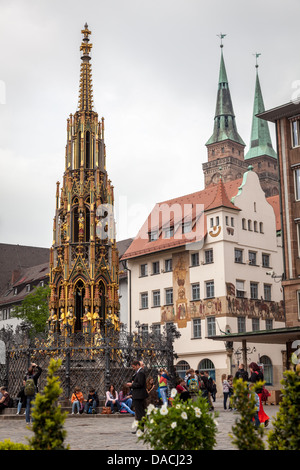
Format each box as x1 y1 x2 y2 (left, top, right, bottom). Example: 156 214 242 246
0 323 180 401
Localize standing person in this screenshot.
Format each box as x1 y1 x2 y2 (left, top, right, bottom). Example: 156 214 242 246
235 363 249 382
249 362 269 427
16 380 26 415
157 368 170 406
248 383 260 428
24 362 42 424
126 360 148 431
187 370 200 401
222 373 231 411
145 377 160 407
84 388 99 414
204 371 214 411
105 384 121 414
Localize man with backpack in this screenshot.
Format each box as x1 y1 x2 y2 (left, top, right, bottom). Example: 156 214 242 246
187 370 200 401
24 362 42 424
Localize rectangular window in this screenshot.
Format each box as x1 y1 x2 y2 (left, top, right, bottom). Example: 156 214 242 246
193 318 201 338
264 284 272 301
152 261 160 275
205 280 215 299
165 259 172 272
152 290 160 307
149 231 158 241
294 168 300 200
262 253 270 268
164 227 174 238
165 288 173 305
192 283 200 301
140 292 148 309
248 251 257 265
152 323 161 337
182 221 192 234
141 324 149 341
252 318 260 331
291 119 300 147
231 217 234 227
266 319 273 330
250 282 258 300
205 249 213 264
234 248 243 263
207 317 216 337
140 264 148 277
191 252 199 267
225 216 229 226
237 317 246 333
297 290 300 320
236 280 245 298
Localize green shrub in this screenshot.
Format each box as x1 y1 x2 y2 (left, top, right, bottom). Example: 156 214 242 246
27 358 69 450
268 368 300 450
0 439 31 450
229 378 265 450
137 389 218 450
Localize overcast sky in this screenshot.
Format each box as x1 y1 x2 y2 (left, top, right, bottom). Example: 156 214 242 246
0 0 299 248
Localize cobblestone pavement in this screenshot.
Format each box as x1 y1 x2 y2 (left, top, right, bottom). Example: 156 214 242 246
0 398 279 451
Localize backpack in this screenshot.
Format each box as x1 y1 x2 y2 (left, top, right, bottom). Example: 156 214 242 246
188 377 199 393
24 377 35 396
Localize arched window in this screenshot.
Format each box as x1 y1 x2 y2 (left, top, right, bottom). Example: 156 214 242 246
77 131 81 168
242 218 246 230
198 358 215 381
175 360 190 379
260 356 273 385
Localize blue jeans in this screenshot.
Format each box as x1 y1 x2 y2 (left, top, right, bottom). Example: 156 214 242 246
25 396 34 423
72 400 81 413
160 387 168 405
84 399 98 413
120 398 135 415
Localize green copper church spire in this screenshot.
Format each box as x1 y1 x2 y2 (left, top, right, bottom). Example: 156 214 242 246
245 54 277 160
206 35 245 147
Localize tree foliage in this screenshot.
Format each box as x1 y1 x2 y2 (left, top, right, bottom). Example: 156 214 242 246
229 378 265 450
267 368 300 450
12 285 50 335
27 358 69 450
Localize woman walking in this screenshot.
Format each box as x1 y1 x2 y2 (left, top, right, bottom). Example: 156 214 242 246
249 362 269 427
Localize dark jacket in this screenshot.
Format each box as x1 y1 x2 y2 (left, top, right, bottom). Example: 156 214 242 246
249 370 264 393
17 386 27 406
131 368 148 400
86 392 99 406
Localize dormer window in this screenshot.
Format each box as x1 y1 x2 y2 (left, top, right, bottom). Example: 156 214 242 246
182 221 192 234
14 287 18 296
149 231 158 242
26 284 31 293
164 227 174 239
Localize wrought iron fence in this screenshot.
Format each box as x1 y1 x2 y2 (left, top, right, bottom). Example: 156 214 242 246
0 322 180 402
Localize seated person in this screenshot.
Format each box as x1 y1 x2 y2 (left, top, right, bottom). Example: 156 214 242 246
84 388 100 414
118 384 135 415
105 384 121 413
176 378 190 402
0 386 11 412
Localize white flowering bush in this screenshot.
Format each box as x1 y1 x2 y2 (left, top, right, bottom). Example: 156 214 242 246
137 389 218 450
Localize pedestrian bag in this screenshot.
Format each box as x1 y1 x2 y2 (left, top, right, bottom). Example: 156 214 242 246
24 377 35 396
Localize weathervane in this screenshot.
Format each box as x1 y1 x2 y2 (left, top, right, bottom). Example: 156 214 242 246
253 52 261 68
217 33 226 48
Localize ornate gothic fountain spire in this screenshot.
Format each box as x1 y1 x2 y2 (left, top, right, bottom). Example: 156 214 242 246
78 23 94 112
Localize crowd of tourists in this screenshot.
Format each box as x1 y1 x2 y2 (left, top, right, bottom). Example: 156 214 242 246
0 359 270 429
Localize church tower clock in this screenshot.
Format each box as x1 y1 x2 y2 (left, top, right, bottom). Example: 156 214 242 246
48 24 120 338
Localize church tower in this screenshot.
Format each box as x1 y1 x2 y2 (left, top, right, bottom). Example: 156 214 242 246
203 35 246 187
244 55 279 197
48 24 120 338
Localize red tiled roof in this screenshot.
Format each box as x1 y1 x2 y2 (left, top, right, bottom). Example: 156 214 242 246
267 195 281 232
122 180 282 261
121 179 242 260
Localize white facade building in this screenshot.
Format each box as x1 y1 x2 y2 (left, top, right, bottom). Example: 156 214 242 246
122 168 285 392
